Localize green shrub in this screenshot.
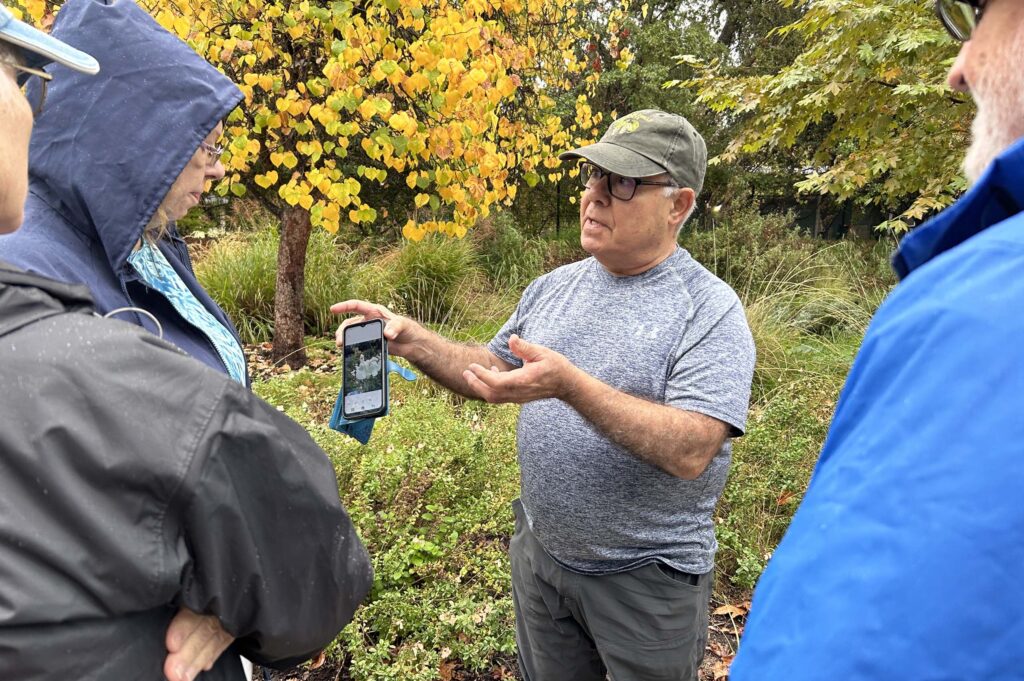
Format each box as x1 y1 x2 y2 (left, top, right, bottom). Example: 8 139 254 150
471 213 547 288
178 198 275 240
303 230 359 337
254 368 521 680
195 231 278 343
176 206 221 238
542 230 587 271
683 207 821 298
715 335 858 590
195 228 356 343
390 234 483 325
683 207 892 353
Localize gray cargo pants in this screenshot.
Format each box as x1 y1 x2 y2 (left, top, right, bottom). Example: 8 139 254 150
510 500 711 681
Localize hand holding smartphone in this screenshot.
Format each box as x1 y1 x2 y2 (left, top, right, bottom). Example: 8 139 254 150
341 319 388 419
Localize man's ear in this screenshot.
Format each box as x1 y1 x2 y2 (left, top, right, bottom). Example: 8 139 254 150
668 187 696 228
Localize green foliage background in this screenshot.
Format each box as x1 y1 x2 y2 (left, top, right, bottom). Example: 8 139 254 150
680 0 973 231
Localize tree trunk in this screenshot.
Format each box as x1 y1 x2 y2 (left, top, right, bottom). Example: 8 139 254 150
272 205 313 368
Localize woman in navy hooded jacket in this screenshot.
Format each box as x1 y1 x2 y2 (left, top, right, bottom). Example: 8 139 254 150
0 0 248 385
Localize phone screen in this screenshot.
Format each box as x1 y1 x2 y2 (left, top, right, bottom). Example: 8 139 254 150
342 320 386 418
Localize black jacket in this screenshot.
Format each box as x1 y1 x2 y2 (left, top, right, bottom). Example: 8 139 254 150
0 264 372 679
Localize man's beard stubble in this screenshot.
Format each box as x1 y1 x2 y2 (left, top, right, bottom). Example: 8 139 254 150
964 35 1024 185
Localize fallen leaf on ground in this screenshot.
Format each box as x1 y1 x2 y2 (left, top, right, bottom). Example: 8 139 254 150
713 603 748 618
712 654 735 680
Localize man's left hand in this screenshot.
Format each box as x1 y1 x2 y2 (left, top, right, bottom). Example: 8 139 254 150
463 335 579 404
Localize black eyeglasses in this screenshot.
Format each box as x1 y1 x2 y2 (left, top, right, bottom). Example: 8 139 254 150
935 0 985 42
1 60 51 117
578 162 678 201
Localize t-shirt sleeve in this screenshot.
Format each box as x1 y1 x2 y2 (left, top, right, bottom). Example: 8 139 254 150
488 278 544 368
666 296 755 436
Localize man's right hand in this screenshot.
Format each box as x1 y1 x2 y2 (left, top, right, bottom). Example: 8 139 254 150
331 299 512 398
330 299 424 360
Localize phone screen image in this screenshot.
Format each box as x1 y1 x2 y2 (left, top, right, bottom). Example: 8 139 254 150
343 321 386 418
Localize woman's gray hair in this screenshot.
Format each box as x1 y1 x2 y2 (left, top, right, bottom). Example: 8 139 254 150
143 205 171 244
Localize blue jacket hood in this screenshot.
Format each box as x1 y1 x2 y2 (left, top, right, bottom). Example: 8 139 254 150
27 0 242 275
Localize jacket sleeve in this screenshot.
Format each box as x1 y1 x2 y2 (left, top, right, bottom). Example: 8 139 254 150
174 379 373 666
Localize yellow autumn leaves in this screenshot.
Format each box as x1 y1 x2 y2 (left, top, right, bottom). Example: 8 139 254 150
23 0 630 240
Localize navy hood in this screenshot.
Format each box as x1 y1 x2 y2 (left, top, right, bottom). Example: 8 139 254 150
27 0 242 275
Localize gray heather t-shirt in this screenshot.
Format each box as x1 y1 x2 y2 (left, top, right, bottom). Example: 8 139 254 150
489 247 755 575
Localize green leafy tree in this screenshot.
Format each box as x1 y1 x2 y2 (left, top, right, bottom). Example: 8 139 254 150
704 0 804 68
677 0 973 232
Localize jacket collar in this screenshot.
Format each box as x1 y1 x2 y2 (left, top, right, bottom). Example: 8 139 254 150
0 262 95 338
893 137 1024 280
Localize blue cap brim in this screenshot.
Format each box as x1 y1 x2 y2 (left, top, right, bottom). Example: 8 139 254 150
0 5 99 75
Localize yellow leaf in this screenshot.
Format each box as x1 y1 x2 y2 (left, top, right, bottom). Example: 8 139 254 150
468 68 488 86
358 99 377 121
173 16 190 38
254 170 279 188
402 219 426 241
414 193 430 208
323 203 340 223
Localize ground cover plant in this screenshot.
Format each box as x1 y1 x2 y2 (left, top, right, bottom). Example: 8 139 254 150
202 206 894 679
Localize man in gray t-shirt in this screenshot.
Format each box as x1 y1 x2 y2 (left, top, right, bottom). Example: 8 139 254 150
333 109 755 681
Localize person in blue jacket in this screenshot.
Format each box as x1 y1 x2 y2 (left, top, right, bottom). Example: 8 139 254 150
0 0 247 385
731 1 1024 678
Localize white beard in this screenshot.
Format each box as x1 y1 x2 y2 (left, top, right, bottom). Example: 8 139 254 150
964 34 1024 184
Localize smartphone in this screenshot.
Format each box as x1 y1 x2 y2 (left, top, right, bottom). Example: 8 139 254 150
341 319 388 420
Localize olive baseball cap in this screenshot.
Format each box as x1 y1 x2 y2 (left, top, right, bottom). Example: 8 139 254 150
559 109 707 194
0 4 99 78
